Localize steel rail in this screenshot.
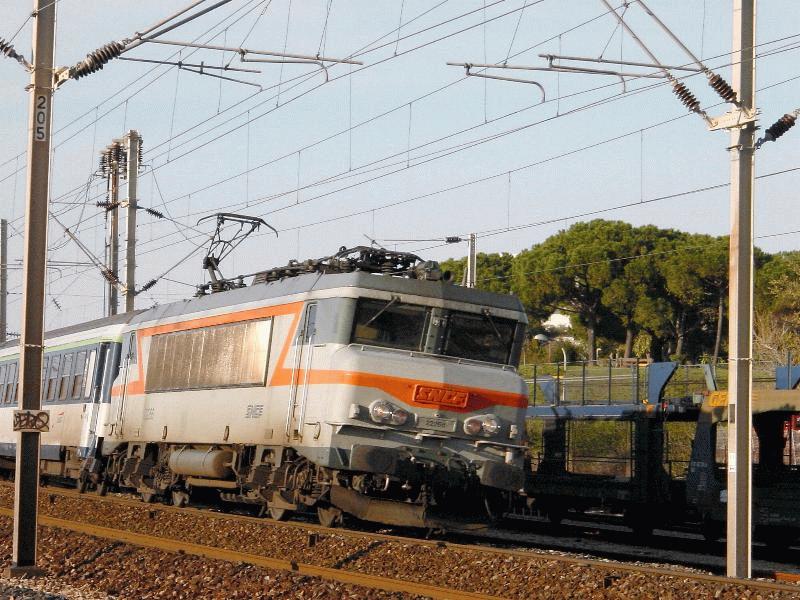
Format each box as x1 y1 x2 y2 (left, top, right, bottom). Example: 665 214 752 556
0 506 499 600
11 484 799 596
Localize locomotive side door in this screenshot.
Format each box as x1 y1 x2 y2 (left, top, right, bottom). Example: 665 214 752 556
285 303 317 442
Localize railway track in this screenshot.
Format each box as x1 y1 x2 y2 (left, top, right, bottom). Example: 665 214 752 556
0 506 491 600
35 483 800 581
3 482 799 599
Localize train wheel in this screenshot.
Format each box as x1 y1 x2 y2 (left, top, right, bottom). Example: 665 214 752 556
484 491 509 525
631 520 654 538
701 517 723 542
317 505 343 528
97 480 109 496
77 476 88 494
546 506 565 525
171 490 190 508
140 491 156 504
762 527 797 550
626 509 653 538
268 507 292 521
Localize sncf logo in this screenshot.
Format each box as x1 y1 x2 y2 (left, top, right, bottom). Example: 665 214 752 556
414 385 470 408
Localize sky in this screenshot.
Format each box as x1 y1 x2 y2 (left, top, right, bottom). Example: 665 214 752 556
0 0 798 332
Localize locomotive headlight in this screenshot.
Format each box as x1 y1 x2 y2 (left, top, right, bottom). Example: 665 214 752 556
463 418 483 436
463 414 501 437
481 415 501 436
390 408 410 426
369 400 409 426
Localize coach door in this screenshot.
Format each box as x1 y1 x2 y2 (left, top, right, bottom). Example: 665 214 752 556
286 303 317 441
77 346 102 457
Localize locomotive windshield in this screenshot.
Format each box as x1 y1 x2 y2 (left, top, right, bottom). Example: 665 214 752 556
351 298 429 351
351 298 518 365
441 310 516 364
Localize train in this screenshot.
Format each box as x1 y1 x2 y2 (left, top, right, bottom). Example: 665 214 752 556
0 246 530 529
2 242 798 544
524 364 800 547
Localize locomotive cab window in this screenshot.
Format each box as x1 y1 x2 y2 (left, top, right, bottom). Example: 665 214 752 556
351 298 429 352
441 310 517 365
126 332 137 364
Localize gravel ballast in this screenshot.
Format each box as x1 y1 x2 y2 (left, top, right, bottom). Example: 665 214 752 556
0 485 798 599
0 519 415 600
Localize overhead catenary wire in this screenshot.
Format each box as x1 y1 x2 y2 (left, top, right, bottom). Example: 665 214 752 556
410 165 800 255
40 57 800 261
86 162 800 298
34 39 794 262
92 1 641 205
64 0 239 82
138 0 537 166
3 3 796 318
138 2 796 187
0 0 271 185
635 0 736 104
473 226 800 285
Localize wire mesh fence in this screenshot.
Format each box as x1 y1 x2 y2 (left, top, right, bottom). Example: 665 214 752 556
522 359 783 407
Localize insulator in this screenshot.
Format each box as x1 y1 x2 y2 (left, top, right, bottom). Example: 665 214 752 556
101 269 120 285
140 279 157 292
70 41 125 80
96 200 119 211
144 207 164 219
765 113 796 142
138 142 143 171
445 236 462 244
0 37 16 59
707 73 737 103
671 80 701 113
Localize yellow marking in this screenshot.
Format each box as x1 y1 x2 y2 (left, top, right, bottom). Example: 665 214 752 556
707 391 728 407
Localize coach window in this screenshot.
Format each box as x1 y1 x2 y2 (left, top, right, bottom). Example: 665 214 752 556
59 353 74 401
10 363 18 404
40 356 49 401
46 355 61 402
0 364 6 404
72 351 88 399
2 364 9 404
83 350 97 398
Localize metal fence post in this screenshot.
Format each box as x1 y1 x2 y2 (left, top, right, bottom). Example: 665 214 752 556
581 360 587 405
556 361 561 406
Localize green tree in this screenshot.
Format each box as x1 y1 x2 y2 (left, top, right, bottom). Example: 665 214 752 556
755 252 800 361
756 250 800 313
439 252 514 295
512 220 640 361
603 225 684 358
661 234 729 362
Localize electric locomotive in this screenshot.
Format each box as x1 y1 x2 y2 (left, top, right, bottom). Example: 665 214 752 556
1 247 530 528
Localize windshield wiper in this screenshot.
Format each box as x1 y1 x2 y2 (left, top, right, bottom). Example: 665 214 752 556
481 308 504 342
364 296 400 327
